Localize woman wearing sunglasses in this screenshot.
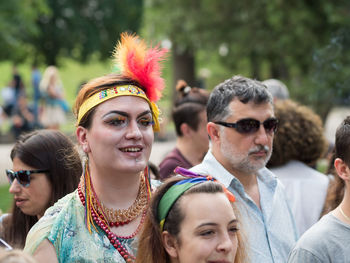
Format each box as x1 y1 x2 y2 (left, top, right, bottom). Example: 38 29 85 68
24 33 167 263
0 129 82 249
136 167 248 263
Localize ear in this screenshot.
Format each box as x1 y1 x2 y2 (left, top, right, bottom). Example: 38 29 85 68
207 122 221 143
180 123 191 137
76 126 90 153
161 231 179 259
334 158 350 181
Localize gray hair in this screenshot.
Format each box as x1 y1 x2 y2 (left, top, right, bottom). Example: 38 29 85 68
262 79 289 100
207 76 273 122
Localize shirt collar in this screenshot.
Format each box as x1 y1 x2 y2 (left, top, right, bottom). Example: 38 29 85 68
202 150 278 190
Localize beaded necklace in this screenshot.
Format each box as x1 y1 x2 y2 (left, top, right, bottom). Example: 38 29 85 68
80 175 147 226
80 162 152 262
78 185 147 262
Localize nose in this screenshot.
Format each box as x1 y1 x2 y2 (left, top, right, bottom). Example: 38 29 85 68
216 232 234 253
125 120 142 140
254 124 270 145
9 179 22 194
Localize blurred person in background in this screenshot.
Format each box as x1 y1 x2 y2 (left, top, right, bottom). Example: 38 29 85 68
262 78 289 102
39 66 68 130
267 99 329 235
159 80 210 180
31 63 41 125
1 82 16 118
11 65 25 101
0 130 81 249
10 95 36 139
136 167 248 263
288 116 350 262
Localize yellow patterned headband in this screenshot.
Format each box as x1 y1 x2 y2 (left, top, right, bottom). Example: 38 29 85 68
77 85 160 131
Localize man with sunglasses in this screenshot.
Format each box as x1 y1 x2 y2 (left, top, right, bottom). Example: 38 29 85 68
191 75 298 263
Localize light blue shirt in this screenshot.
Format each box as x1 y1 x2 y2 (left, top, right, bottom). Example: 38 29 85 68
191 151 298 263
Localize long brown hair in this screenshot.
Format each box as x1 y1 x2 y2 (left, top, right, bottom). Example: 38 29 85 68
136 177 248 263
0 130 82 248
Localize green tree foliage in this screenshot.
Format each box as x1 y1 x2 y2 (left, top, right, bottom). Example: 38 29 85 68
309 28 350 119
143 0 349 92
32 0 143 65
0 0 143 65
0 0 48 62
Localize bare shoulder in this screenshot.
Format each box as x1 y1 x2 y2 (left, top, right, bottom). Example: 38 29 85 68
33 239 58 263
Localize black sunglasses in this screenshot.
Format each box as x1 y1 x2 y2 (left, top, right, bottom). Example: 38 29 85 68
6 169 49 188
214 117 278 134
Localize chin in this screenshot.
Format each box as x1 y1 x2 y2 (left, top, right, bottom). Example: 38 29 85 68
122 163 147 174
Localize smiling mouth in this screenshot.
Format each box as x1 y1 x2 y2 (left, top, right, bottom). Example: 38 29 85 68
120 147 142 152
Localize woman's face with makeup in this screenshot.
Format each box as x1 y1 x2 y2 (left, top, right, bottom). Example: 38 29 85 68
83 95 154 175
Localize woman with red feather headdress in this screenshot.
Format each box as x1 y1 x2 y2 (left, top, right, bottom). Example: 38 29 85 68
24 33 168 263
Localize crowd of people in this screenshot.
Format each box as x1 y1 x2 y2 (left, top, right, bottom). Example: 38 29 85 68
0 65 69 140
0 32 349 263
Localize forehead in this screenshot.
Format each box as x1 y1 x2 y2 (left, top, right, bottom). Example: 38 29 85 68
179 192 235 223
94 96 151 115
12 157 36 171
227 99 274 121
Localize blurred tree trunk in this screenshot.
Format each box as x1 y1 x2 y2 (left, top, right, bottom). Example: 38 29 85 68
172 43 195 103
270 57 289 79
250 51 261 80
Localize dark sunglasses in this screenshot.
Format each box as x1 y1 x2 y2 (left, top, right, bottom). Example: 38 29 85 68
6 169 49 187
214 117 278 134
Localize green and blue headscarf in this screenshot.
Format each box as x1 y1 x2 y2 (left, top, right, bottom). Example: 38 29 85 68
158 167 235 231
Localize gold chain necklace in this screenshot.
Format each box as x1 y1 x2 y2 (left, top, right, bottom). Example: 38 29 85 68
339 206 350 223
80 175 148 224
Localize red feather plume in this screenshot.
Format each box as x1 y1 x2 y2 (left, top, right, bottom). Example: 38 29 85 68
113 33 168 102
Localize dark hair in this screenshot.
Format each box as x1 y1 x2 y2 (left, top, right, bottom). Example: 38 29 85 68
148 162 160 180
268 100 328 167
1 129 82 248
322 116 350 214
334 116 350 166
172 80 209 136
73 74 145 128
136 177 247 263
207 75 273 122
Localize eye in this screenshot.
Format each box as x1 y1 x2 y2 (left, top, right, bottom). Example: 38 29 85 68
106 116 128 127
199 230 215 237
229 226 239 233
138 117 154 127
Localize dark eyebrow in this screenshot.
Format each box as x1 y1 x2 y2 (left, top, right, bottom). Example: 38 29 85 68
196 219 238 229
137 110 152 118
103 110 152 118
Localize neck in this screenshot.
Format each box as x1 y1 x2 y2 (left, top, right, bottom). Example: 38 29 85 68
211 148 261 208
88 161 142 209
233 170 258 189
335 188 350 223
212 148 258 189
176 137 205 166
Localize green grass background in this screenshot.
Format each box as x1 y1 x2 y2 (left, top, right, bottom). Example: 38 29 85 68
0 184 11 214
